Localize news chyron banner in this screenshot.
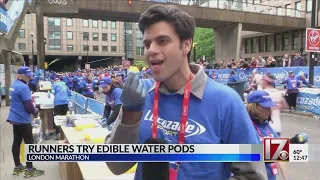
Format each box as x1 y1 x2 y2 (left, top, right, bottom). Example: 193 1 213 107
0 0 27 34
21 142 312 163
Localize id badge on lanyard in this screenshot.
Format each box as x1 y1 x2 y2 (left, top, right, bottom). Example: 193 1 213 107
270 163 279 176
152 75 193 180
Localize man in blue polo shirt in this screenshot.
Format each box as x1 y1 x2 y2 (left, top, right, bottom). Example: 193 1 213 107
106 4 266 180
7 66 44 178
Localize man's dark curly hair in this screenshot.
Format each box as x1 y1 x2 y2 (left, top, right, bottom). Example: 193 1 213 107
138 4 196 59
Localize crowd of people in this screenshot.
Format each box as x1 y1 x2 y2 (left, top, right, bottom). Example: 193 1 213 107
198 51 308 70
5 4 314 180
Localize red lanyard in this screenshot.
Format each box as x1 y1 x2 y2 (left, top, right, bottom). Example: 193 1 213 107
152 75 193 144
251 121 271 137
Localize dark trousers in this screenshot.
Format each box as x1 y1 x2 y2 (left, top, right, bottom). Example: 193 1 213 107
12 124 34 168
54 104 68 134
287 93 298 110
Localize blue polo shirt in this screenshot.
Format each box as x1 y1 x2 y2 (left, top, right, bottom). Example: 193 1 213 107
133 78 259 180
253 121 279 180
105 88 122 108
52 81 71 106
7 80 32 124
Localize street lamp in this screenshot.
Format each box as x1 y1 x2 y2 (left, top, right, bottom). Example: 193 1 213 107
30 32 34 70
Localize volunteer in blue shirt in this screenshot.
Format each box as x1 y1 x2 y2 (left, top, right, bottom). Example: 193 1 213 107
228 70 237 83
247 90 308 180
80 76 95 99
280 71 299 111
100 77 123 125
52 76 72 139
73 71 84 93
7 66 44 177
295 72 316 88
28 73 41 93
106 5 267 180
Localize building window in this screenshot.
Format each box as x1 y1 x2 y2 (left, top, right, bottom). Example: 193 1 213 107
83 19 89 27
102 21 107 28
67 45 73 51
93 46 99 51
67 18 72 26
48 18 55 26
102 33 107 41
48 40 61 50
251 37 258 53
83 32 89 40
49 32 61 39
67 31 73 40
83 45 89 51
295 1 301 17
259 36 265 52
111 21 116 29
111 34 117 41
266 35 272 52
18 43 26 50
307 0 312 12
302 30 306 50
285 4 291 16
276 7 281 15
102 46 108 51
92 33 98 41
282 32 289 50
92 20 98 28
111 46 117 52
18 29 25 38
275 33 281 51
136 47 144 56
293 31 299 50
245 38 251 53
54 18 61 26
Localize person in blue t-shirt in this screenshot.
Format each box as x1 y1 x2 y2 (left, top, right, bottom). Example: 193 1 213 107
80 76 95 99
295 73 316 88
247 90 309 180
280 71 299 111
73 71 84 93
106 5 267 180
100 77 123 125
52 76 72 139
228 70 237 83
7 66 44 177
28 73 41 93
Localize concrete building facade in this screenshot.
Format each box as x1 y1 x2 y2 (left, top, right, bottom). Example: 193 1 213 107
240 0 315 65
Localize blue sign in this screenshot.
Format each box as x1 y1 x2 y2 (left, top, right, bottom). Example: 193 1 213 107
297 91 320 115
87 99 105 115
206 67 320 87
0 0 25 33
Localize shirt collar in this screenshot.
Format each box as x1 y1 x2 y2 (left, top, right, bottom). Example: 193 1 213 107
148 64 208 99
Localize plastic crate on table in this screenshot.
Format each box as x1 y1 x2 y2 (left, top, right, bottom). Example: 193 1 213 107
54 116 67 126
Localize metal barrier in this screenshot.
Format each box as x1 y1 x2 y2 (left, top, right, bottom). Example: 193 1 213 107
69 91 105 116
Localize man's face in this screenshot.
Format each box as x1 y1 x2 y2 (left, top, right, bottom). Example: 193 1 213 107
103 84 112 93
143 21 191 82
115 76 122 82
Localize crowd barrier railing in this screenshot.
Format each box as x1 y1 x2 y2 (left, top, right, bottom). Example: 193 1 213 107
69 91 105 116
204 67 320 87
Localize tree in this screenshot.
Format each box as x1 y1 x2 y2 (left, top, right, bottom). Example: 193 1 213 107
191 27 214 63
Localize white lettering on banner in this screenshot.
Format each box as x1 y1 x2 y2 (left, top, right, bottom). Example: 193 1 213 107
143 110 206 137
272 71 288 81
315 76 320 82
48 0 71 5
218 74 230 79
297 97 320 107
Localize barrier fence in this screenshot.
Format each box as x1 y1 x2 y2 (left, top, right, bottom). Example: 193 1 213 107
69 91 105 116
204 67 320 87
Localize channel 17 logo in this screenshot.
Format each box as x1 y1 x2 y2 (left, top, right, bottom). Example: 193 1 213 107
263 138 290 162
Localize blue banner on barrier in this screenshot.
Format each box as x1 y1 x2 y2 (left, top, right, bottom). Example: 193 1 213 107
207 67 320 87
87 99 104 115
296 92 320 115
75 94 86 108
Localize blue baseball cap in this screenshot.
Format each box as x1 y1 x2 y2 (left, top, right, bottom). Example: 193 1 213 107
116 73 123 77
99 77 112 88
247 90 275 108
17 66 33 77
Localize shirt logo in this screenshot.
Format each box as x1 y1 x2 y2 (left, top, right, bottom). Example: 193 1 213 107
143 110 207 138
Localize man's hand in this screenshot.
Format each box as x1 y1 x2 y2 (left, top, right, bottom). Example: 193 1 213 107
120 72 146 112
